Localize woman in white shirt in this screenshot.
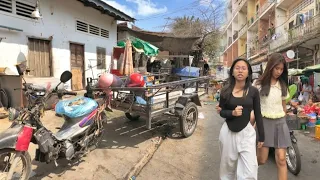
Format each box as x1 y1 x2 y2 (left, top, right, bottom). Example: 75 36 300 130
253 53 291 180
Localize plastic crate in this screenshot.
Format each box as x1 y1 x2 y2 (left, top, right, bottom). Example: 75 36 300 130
315 125 320 140
286 115 301 130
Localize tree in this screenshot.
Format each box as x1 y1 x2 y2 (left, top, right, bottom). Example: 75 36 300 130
167 0 225 65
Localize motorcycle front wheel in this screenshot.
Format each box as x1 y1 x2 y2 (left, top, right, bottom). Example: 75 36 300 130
286 143 301 175
0 149 31 180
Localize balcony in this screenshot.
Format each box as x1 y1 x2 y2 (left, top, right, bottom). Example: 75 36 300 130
228 37 233 46
249 47 258 58
258 27 275 51
259 0 276 17
289 15 320 41
270 14 320 51
277 0 291 10
248 12 259 27
248 35 259 57
233 0 247 16
233 31 239 41
239 23 248 37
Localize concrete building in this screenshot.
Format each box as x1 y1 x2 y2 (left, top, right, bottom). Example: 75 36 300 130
221 0 320 69
0 0 134 90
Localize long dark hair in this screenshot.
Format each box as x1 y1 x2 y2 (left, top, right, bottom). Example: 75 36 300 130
221 58 253 102
256 53 288 97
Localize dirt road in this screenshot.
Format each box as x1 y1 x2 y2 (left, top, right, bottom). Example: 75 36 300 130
139 102 320 180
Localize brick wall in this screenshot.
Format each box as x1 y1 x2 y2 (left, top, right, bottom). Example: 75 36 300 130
259 19 269 40
259 0 267 8
227 48 233 67
232 40 238 64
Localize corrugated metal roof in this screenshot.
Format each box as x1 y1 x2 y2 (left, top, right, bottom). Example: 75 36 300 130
78 0 135 22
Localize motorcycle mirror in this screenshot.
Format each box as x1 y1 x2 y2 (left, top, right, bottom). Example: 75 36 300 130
60 71 72 83
15 62 27 76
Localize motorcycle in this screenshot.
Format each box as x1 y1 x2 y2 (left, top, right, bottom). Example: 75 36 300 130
285 105 301 175
269 105 301 175
286 130 301 175
269 130 301 176
0 69 107 180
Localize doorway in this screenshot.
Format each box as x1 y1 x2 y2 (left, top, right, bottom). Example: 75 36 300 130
70 43 85 90
28 38 52 77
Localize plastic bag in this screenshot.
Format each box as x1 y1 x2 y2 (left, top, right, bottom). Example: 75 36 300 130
298 93 303 102
55 97 98 118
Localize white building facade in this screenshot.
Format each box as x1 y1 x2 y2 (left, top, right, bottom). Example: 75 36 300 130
0 0 133 90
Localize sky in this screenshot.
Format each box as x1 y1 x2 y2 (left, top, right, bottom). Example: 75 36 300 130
102 0 216 32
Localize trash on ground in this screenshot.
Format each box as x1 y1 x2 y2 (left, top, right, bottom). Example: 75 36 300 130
198 112 205 119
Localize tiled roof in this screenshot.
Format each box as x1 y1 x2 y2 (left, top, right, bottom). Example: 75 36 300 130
78 0 135 22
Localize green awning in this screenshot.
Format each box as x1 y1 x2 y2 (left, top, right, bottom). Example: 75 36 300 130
288 68 303 76
117 37 159 56
303 64 320 72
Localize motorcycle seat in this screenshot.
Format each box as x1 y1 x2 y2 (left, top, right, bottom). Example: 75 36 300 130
55 97 98 119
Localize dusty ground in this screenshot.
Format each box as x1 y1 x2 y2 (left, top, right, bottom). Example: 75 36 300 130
0 108 173 180
1 96 320 180
139 100 320 180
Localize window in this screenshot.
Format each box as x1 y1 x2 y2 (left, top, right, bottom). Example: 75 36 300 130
101 28 109 38
97 47 106 69
89 25 99 36
76 20 109 39
305 9 314 21
0 0 12 13
76 20 88 33
289 21 294 29
16 0 35 18
0 0 36 19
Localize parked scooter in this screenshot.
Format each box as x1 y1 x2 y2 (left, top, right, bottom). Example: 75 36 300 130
0 68 106 180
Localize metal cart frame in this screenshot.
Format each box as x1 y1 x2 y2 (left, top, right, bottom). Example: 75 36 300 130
86 75 210 137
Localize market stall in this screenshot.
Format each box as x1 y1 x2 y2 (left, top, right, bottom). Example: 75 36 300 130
286 65 320 140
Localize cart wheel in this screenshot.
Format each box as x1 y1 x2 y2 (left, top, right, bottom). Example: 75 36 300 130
180 102 198 138
125 112 140 121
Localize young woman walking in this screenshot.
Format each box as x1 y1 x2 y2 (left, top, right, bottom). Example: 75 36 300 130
253 53 291 180
218 58 264 180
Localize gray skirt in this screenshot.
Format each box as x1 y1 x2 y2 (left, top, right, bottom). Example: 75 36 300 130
257 117 292 148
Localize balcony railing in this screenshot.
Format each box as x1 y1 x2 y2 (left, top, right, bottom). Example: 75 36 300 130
239 23 248 37
270 14 320 51
239 52 247 59
233 0 246 16
248 48 258 58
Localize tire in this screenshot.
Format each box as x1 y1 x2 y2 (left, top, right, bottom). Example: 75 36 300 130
286 142 301 176
125 112 140 121
0 89 9 109
0 149 31 180
179 102 198 138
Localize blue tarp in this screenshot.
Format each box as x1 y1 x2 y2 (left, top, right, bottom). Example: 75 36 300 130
55 97 98 118
172 66 200 77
